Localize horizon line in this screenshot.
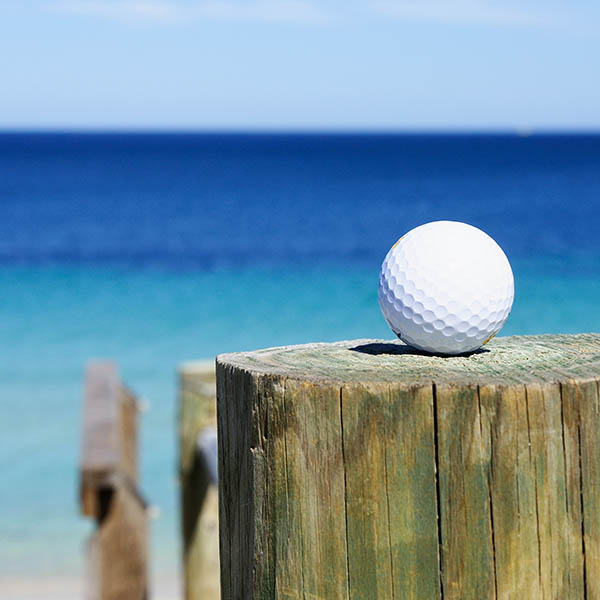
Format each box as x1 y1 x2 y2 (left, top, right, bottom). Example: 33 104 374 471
1 127 600 136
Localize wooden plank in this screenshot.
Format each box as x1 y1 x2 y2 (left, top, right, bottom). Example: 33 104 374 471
385 384 441 600
179 361 220 600
216 361 253 599
81 362 120 516
216 369 350 599
341 382 394 599
524 382 570 597
277 379 348 599
479 383 544 598
560 379 586 598
435 383 495 599
82 362 120 475
578 378 600 600
85 482 148 600
341 382 440 599
249 372 277 598
80 362 140 516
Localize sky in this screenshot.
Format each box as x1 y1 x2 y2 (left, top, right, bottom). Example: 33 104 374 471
1 1 599 130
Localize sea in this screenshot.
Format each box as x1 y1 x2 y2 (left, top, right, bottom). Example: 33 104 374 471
0 133 599 584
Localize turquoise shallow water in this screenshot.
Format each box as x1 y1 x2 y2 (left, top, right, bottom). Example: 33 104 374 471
0 261 598 577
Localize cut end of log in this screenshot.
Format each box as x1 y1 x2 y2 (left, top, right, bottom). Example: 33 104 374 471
217 333 600 385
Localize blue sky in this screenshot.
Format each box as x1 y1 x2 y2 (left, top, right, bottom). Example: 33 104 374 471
1 1 599 130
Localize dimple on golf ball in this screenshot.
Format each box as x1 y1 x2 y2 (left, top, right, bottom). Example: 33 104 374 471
378 221 514 355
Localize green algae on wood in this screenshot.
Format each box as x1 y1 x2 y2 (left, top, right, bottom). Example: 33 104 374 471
216 334 600 599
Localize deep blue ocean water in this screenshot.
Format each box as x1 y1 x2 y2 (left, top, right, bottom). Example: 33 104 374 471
0 133 599 579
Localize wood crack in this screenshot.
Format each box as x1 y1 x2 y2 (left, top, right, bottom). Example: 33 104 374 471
525 385 543 590
559 381 572 592
478 385 498 600
577 404 588 600
432 383 445 600
516 390 521 528
383 387 396 599
559 383 569 516
339 386 351 600
383 433 396 599
280 377 291 597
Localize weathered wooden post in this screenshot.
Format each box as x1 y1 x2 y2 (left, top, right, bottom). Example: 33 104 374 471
179 361 221 600
80 362 148 600
216 334 600 599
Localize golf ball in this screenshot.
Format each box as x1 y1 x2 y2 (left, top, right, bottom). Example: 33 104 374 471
378 221 514 355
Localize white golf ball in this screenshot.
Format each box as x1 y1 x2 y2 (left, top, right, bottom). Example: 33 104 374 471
378 221 514 355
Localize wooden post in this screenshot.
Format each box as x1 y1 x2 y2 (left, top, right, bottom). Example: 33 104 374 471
216 333 600 599
80 362 148 600
179 361 221 600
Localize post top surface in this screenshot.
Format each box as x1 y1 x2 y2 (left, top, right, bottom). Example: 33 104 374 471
216 334 600 386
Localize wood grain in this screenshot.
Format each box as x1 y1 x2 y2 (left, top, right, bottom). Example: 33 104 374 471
279 379 348 599
578 378 600 599
216 334 600 599
87 482 148 600
342 381 441 599
80 362 120 517
436 383 495 599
